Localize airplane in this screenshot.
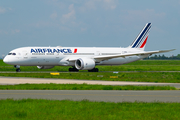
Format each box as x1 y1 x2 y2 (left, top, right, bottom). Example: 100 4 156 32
3 23 174 72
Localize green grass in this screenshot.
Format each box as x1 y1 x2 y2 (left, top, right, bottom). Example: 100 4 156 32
0 83 176 90
0 99 180 120
1 72 180 83
1 60 180 83
2 65 180 72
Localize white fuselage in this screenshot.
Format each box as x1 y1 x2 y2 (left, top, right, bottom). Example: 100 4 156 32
3 46 149 66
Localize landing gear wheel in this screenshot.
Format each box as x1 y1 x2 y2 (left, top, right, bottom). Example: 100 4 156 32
95 68 99 72
14 65 21 72
16 68 21 72
88 68 99 72
69 67 79 72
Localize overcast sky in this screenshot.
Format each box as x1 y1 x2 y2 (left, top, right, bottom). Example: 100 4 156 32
0 0 180 58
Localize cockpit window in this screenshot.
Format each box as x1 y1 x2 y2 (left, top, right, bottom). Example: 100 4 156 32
8 53 16 55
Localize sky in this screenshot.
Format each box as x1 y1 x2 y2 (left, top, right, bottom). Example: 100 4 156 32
0 0 180 58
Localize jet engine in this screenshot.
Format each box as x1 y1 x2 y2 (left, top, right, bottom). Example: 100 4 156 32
37 66 54 69
75 58 95 70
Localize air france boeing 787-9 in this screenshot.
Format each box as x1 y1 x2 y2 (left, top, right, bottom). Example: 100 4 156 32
3 23 174 72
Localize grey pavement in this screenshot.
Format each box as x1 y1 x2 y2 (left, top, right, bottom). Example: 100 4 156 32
0 90 180 103
0 77 180 88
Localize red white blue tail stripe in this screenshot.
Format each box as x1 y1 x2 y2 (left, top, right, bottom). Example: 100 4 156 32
131 23 151 49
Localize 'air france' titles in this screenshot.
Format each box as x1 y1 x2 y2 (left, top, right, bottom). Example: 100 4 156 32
31 48 72 53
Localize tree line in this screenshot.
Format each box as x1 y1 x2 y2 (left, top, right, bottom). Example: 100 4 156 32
144 54 180 60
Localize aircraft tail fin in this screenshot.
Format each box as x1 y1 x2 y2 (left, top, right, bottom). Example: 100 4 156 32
130 23 151 50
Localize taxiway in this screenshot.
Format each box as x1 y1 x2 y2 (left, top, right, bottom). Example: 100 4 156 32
0 77 180 88
0 90 180 102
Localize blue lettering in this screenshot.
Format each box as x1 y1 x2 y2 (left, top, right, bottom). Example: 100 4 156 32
31 48 73 53
67 49 72 53
57 49 63 53
53 49 57 53
43 49 47 53
35 49 38 53
63 49 67 53
47 49 52 53
37 49 43 53
31 49 36 53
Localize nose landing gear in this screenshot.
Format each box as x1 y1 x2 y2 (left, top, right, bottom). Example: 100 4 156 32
14 65 21 72
68 67 99 72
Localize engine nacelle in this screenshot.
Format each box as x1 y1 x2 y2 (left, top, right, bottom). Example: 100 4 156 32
37 66 54 69
75 58 95 70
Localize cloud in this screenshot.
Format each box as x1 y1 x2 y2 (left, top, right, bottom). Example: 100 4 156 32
0 29 20 34
79 0 117 12
8 8 12 11
0 7 6 14
35 22 53 28
12 29 20 34
50 12 57 19
61 4 76 24
84 1 96 10
122 9 166 23
0 7 12 14
103 0 117 10
81 28 87 32
0 30 7 34
46 0 65 8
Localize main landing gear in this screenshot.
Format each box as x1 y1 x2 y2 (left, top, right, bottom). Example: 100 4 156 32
69 67 79 72
88 68 99 72
14 65 21 72
68 67 99 72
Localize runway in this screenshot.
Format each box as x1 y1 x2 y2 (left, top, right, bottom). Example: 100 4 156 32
0 77 180 88
0 77 180 102
0 90 180 102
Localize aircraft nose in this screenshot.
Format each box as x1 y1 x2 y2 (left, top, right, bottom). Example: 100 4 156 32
3 56 9 64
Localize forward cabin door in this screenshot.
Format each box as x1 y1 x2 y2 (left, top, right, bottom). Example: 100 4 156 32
22 50 28 60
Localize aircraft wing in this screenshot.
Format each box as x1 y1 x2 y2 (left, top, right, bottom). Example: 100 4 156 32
67 49 175 62
93 49 175 62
